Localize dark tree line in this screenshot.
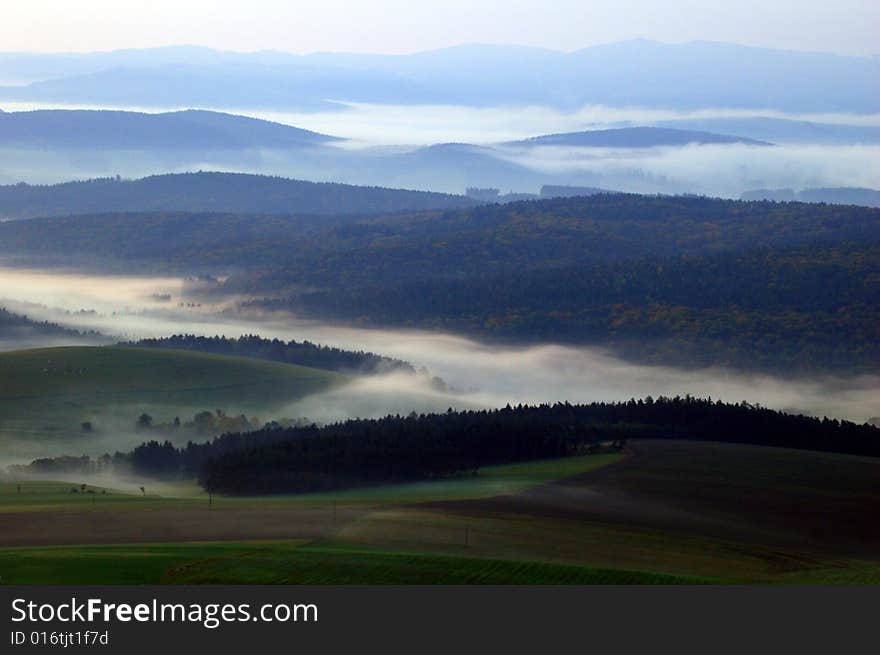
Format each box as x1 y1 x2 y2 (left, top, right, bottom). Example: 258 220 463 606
0 306 87 337
15 397 880 491
10 452 128 477
196 398 880 494
121 334 416 375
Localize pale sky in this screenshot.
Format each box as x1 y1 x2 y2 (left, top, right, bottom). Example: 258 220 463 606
3 0 879 57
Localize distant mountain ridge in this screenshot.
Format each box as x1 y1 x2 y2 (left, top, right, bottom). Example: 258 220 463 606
0 111 773 151
507 127 770 147
654 117 880 145
0 109 340 149
0 40 876 112
0 172 477 220
0 107 871 201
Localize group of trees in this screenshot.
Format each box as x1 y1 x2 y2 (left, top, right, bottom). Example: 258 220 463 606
15 397 877 494
10 452 130 477
134 409 263 437
0 306 84 338
197 397 880 494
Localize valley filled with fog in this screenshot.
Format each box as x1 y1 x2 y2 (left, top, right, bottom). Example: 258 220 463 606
1 84 878 464
0 265 876 466
2 19 880 591
1 99 878 198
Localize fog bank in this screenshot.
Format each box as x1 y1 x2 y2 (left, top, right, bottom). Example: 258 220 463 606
494 143 880 197
1 267 876 430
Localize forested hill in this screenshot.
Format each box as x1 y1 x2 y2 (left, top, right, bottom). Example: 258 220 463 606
0 172 477 220
1 193 876 275
19 398 879 491
0 109 340 150
2 194 877 373
122 334 416 376
94 397 880 493
225 194 880 292
281 241 880 373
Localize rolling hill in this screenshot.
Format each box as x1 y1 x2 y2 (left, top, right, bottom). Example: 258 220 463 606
0 346 345 457
0 109 340 149
0 40 876 112
655 116 880 145
1 194 877 372
0 171 477 220
0 306 103 353
5 194 877 274
507 127 770 148
0 307 82 339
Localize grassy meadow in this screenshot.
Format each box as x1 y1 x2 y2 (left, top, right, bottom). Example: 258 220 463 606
3 443 880 584
0 345 344 457
0 453 623 512
0 541 713 585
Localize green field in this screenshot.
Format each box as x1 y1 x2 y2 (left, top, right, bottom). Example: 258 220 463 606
3 442 880 585
4 536 877 585
229 452 626 506
0 453 624 512
0 541 713 585
0 345 344 457
1 454 661 585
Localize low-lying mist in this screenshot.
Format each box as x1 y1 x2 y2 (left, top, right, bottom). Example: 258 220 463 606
493 143 880 197
221 103 880 146
3 142 876 199
1 266 876 460
4 100 880 146
2 101 879 196
1 467 200 498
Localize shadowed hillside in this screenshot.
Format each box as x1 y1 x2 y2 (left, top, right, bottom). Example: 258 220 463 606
0 346 345 456
0 109 340 149
0 171 477 219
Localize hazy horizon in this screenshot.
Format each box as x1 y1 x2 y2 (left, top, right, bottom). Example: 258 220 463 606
0 38 877 60
4 1 879 57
